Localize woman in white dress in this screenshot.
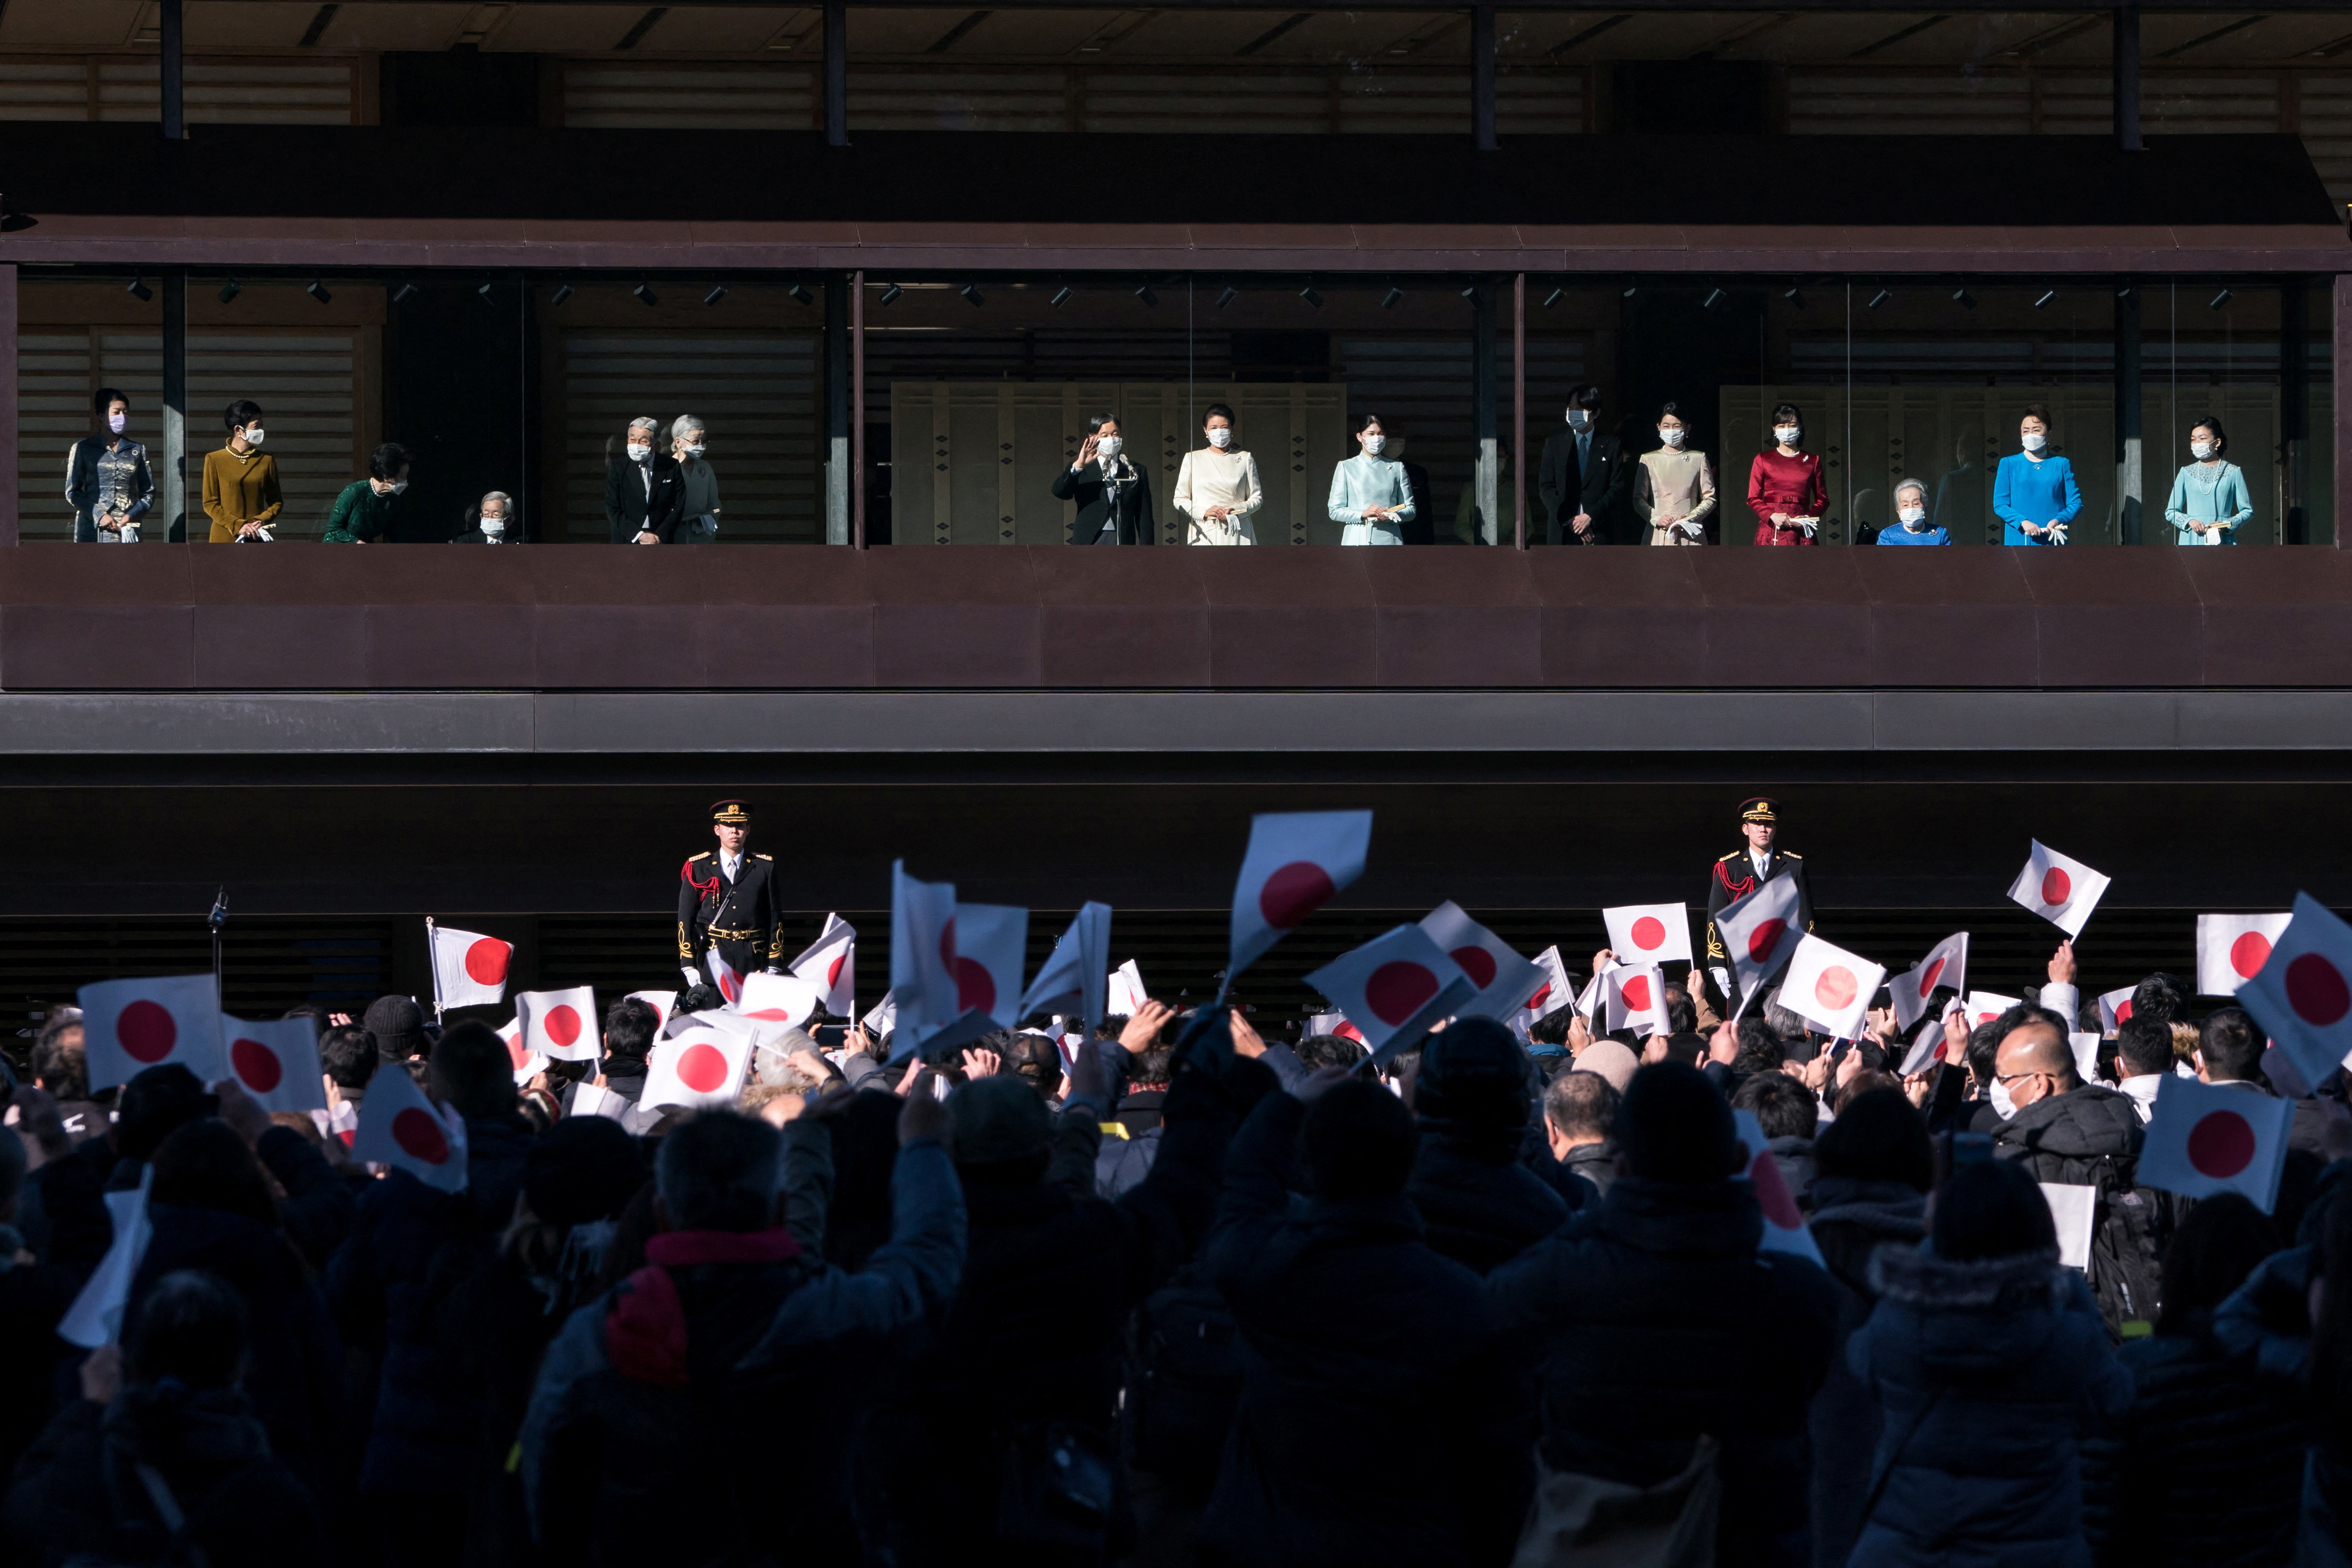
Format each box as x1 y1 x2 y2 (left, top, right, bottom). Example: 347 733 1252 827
1172 403 1264 546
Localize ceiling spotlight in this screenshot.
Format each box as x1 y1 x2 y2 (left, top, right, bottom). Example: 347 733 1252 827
787 282 812 307
392 281 420 305
1621 284 1639 299
704 285 729 307
2033 289 2056 309
2115 285 2135 301
548 284 573 306
1541 287 1564 309
476 282 496 305
1867 289 1892 310
306 279 333 305
1134 283 1158 307
217 278 242 305
959 283 983 307
1783 286 1805 308
126 277 152 303
1382 286 1405 310
1214 285 1238 309
2208 288 2232 311
878 282 903 307
1701 288 1726 310
1050 284 1074 308
1299 285 1324 309
1459 283 1478 300
1951 288 1977 310
633 283 659 307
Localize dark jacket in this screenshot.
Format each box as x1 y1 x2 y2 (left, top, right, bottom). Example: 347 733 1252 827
1557 1139 1620 1199
1406 1123 1572 1276
603 450 685 544
1537 425 1629 545
1991 1083 2145 1186
1053 455 1156 545
1486 1175 1839 1568
1846 1246 2132 1568
2 1385 326 1568
1200 1093 1533 1568
0 1236 82 1481
1804 1176 1929 1568
2210 1243 2352 1568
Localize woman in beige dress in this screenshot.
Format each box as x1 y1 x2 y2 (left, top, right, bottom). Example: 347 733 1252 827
1634 401 1717 546
1172 403 1264 546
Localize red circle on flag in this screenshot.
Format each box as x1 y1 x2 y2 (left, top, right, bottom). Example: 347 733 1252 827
1451 946 1497 989
1365 961 1439 1025
955 958 997 1017
1746 920 1787 964
827 953 847 989
2229 931 2273 980
117 1000 177 1063
1258 862 1336 930
1524 983 1552 1012
2040 867 2072 906
1621 974 1653 1011
2285 953 2352 1026
504 1033 531 1071
2186 1108 2257 1178
391 1106 449 1163
2116 999 2135 1024
1919 958 1946 993
1631 916 1667 951
677 1042 731 1094
544 1005 583 1048
1814 965 1858 1011
230 1038 281 1093
1752 1153 1805 1229
464 939 509 986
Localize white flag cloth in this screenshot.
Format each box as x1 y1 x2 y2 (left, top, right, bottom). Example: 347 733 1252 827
1898 1019 1946 1078
1965 990 2021 1029
1304 924 1473 1066
889 861 960 1034
516 986 600 1063
1514 946 1573 1030
2236 892 2352 1091
58 1167 154 1349
1108 960 1149 1019
2097 985 2138 1031
1733 1110 1822 1265
500 1019 546 1087
950 902 1029 1028
789 914 857 1018
1602 903 1693 967
1228 810 1373 983
737 971 823 1029
642 1025 755 1113
350 1065 468 1192
1018 903 1112 1036
2007 840 2111 938
77 973 224 1094
1419 903 1545 1022
1888 932 1968 1031
1603 963 1670 1036
2041 1183 2097 1270
220 1014 327 1114
1780 935 1885 1041
626 990 676 1027
2196 912 2293 999
428 924 512 1010
1713 875 1804 1008
2069 1032 2103 1082
1304 1012 1368 1046
862 988 899 1038
704 946 746 1007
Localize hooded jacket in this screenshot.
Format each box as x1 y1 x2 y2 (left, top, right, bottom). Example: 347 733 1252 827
1989 1083 2143 1184
1845 1246 2132 1568
1407 1121 1573 1276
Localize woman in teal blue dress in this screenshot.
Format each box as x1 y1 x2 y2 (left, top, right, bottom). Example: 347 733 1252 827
1992 403 2080 546
2163 415 2253 546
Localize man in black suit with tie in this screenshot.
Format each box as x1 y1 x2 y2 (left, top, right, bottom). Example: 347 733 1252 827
1538 384 1630 546
1052 413 1156 545
605 415 686 544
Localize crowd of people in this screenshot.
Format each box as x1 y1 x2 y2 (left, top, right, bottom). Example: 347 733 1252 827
1 924 2347 1568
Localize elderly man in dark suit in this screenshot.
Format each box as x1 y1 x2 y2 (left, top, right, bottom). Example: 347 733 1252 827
604 415 685 544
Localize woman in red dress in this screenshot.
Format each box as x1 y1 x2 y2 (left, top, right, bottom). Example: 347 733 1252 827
1747 400 1826 547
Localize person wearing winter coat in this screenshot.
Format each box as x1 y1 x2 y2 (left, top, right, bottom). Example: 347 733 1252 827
1733 1071 1821 1214
1542 1067 1623 1199
1488 1062 1838 1568
1406 1018 1578 1275
1846 1157 2133 1568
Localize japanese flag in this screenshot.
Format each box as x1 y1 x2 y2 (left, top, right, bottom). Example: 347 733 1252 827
1780 936 1885 1042
1305 1012 1367 1046
1228 810 1373 983
862 989 899 1038
220 1014 328 1115
499 1018 545 1087
1888 932 1968 1031
1603 963 1670 1036
950 903 1029 1028
517 986 599 1063
1714 875 1804 1008
2196 913 2292 999
58 1168 153 1349
737 971 822 1029
1734 1108 1822 1265
2098 985 2138 1031
1514 946 1573 1030
2136 1076 2293 1211
1603 904 1692 967
78 974 225 1093
2236 892 2352 1091
1898 1018 1947 1078
790 914 857 1018
1966 990 2021 1029
889 860 960 1034
1419 903 1545 1021
642 1025 754 1113
1019 902 1112 1036
626 990 676 1027
1304 924 1474 1066
2007 841 2110 939
1108 960 1149 1019
350 1064 468 1193
429 924 512 1010
704 946 745 1007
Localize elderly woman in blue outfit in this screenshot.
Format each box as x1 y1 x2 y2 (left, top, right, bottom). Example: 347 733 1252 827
1327 412 1415 545
1992 403 2080 546
1875 479 1949 546
2164 415 2253 546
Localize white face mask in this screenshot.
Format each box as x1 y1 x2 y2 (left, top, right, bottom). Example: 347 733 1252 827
1096 436 1122 460
1989 1077 2018 1120
388 480 409 495
108 412 127 435
1207 428 1232 450
482 517 506 537
626 443 651 462
1567 411 1593 431
2022 431 2048 453
241 427 264 447
1657 427 1686 449
2190 439 2214 461
683 443 706 458
1773 426 1801 447
1361 433 1386 455
1899 505 1927 526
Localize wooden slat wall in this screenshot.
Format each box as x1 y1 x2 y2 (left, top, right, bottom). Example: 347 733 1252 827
0 56 358 123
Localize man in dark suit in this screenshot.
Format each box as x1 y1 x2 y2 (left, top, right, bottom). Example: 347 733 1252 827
1703 796 1814 1013
1538 384 1630 546
1052 413 1156 545
605 416 685 544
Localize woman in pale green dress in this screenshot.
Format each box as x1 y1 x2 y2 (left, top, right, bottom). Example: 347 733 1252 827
2163 415 2252 546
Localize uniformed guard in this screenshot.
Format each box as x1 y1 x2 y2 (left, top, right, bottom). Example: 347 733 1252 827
677 799 783 979
1703 796 1813 1008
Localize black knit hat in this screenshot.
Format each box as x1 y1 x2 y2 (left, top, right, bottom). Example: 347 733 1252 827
1414 1016 1530 1131
364 995 427 1061
523 1115 647 1229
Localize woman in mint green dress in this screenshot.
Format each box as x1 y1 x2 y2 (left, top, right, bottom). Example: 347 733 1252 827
2163 415 2252 546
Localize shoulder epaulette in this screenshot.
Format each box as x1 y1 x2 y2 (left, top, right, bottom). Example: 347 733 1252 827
688 852 710 861
1717 850 1744 862
754 853 773 861
1782 851 1803 859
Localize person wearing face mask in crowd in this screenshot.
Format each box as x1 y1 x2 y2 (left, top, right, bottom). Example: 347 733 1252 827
1054 413 1156 545
1328 412 1415 545
1874 479 1949 546
66 387 153 544
2165 415 2251 547
321 444 414 544
1633 402 1715 546
1746 402 1825 548
605 416 684 545
1172 404 1261 546
1538 384 1627 546
453 491 520 544
1993 403 2080 546
671 415 721 543
202 399 282 543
